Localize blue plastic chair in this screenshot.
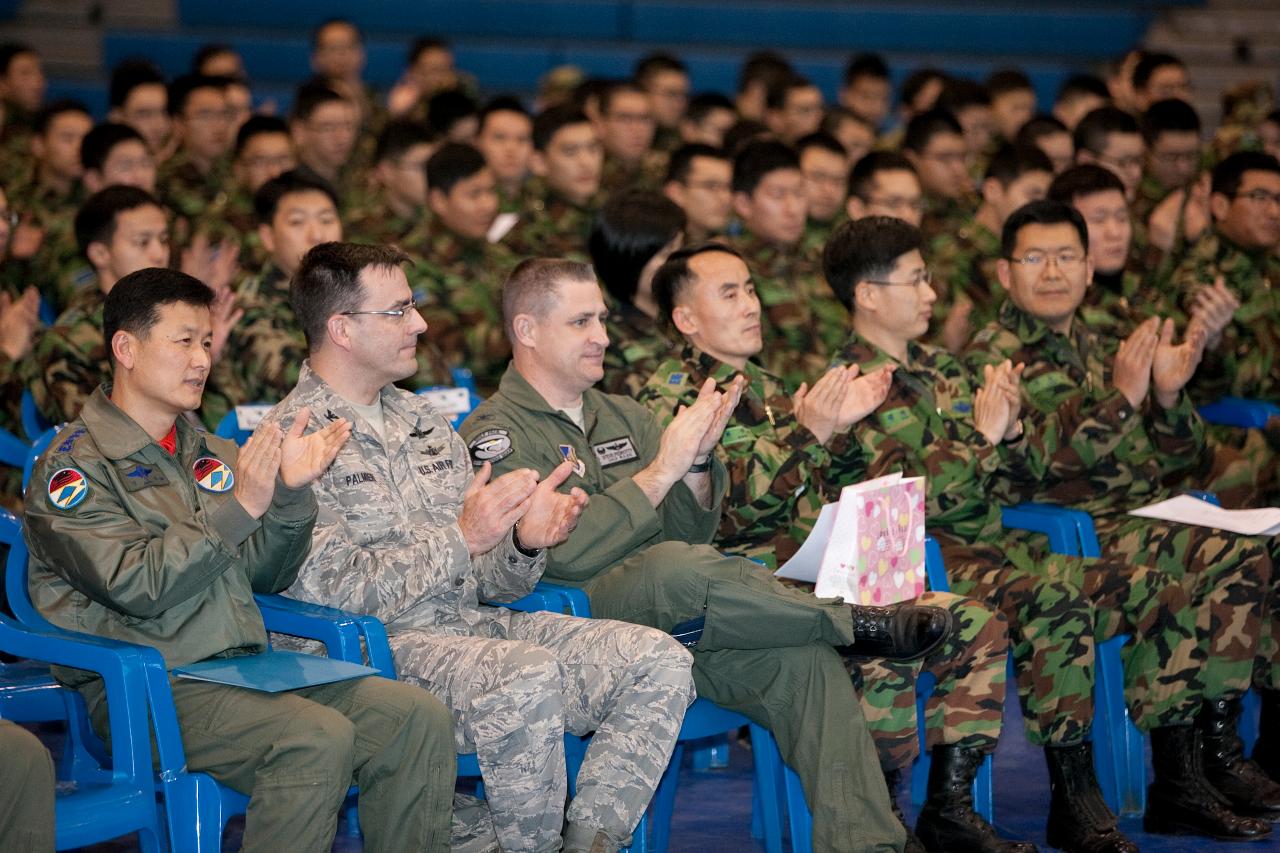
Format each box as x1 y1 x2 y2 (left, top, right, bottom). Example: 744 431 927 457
1001 503 1144 817
213 404 273 444
4 512 375 851
0 424 29 468
1198 397 1280 430
908 536 996 822
22 424 59 494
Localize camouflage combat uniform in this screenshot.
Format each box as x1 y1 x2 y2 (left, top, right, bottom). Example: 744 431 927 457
600 302 673 398
730 230 845 390
965 302 1276 697
266 364 695 853
831 332 1204 746
637 346 1010 770
404 222 515 394
925 218 1002 349
157 150 232 225
599 151 668 196
501 181 597 263
919 193 977 245
461 365 907 852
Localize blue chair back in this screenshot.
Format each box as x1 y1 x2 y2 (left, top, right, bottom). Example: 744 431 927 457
1199 397 1280 430
21 389 50 441
22 425 59 495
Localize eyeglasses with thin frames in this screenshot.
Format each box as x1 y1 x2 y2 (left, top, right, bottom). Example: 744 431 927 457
1008 251 1085 270
864 270 933 287
340 299 421 322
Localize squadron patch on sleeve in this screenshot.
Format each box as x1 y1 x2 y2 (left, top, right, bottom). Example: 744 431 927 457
47 468 89 510
193 457 235 493
468 429 513 465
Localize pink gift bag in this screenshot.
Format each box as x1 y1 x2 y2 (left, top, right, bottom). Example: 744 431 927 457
815 473 927 606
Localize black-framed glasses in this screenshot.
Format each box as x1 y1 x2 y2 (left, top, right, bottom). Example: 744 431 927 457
1009 251 1084 269
340 299 421 321
1233 189 1280 208
865 269 933 287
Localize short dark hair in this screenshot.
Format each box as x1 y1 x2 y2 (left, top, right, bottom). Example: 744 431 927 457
652 242 745 325
984 143 1053 187
599 80 647 116
291 242 409 350
901 108 964 154
987 69 1034 97
635 52 687 84
1132 52 1184 91
1047 164 1126 206
426 142 487 195
34 99 90 136
234 114 290 158
843 53 889 87
253 169 339 225
821 106 874 140
848 151 917 200
478 95 529 133
532 104 591 151
1211 151 1280 199
732 138 800 196
936 80 991 115
665 143 729 185
192 43 238 76
109 59 165 110
291 82 346 123
1015 113 1070 149
374 118 434 165
80 122 146 172
1055 74 1109 107
822 217 923 311
737 51 792 96
501 258 598 340
168 74 231 118
765 74 814 112
104 268 214 366
0 43 37 77
74 186 164 259
900 68 948 110
685 92 734 125
1000 199 1088 259
1073 106 1141 157
407 35 449 66
1140 98 1201 144
796 131 847 161
588 190 685 306
426 88 479 138
722 119 769 157
311 17 362 50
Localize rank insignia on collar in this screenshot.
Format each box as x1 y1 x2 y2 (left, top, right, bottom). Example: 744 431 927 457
193 457 235 493
558 444 587 477
409 427 435 439
324 409 340 421
48 468 88 510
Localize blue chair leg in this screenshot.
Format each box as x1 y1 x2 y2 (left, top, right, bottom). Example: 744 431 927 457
1092 635 1145 817
747 723 785 853
690 734 731 769
782 763 813 853
648 743 684 853
1242 688 1261 757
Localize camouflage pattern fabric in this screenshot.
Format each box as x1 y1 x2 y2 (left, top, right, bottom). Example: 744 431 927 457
501 180 597 263
600 302 673 398
264 364 694 852
925 218 1003 348
599 151 668 196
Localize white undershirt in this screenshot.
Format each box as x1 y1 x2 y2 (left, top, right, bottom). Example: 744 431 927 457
349 397 387 441
559 403 585 433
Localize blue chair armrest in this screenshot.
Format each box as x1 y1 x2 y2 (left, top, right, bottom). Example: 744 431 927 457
1185 490 1222 507
254 593 365 662
924 536 949 592
1199 397 1280 430
497 581 592 617
1001 503 1094 556
0 425 28 469
0 615 171 785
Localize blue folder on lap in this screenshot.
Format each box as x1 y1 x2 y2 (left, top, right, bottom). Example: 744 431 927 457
173 650 378 693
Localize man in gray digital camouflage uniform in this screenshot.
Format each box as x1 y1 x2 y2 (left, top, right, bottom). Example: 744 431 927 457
264 241 696 853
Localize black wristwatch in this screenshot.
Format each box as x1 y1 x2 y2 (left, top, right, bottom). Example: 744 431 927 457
512 524 541 557
687 455 712 474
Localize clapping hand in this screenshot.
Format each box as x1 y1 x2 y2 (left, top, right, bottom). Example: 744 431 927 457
279 407 352 488
514 459 589 549
1151 318 1207 408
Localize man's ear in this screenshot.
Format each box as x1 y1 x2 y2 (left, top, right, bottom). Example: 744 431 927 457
852 280 878 314
258 223 276 256
325 313 354 353
995 258 1013 293
86 240 112 272
846 196 867 221
510 312 538 348
427 187 447 219
732 191 753 222
671 303 698 337
110 329 136 369
1208 191 1231 224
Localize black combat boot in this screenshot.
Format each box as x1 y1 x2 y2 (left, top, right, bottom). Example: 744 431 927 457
1252 689 1280 783
849 602 953 661
1198 696 1280 820
915 745 1037 852
1043 742 1138 853
883 767 926 853
1144 723 1272 839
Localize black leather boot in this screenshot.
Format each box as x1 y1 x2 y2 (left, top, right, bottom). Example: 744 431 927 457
883 768 925 853
1043 742 1138 853
1253 689 1280 783
1144 723 1272 840
848 602 953 661
915 745 1037 852
1199 696 1280 820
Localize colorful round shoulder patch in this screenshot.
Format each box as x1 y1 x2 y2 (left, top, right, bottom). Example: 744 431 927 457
48 468 89 510
193 457 235 493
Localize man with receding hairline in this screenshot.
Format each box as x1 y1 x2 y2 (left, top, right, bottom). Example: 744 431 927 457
463 255 958 853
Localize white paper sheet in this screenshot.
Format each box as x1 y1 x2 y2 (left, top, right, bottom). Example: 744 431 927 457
1129 495 1280 537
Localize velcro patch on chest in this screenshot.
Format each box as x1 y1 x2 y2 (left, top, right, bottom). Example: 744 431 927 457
193 457 235 493
878 406 916 431
722 425 753 446
591 436 638 468
468 428 513 466
119 463 169 492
